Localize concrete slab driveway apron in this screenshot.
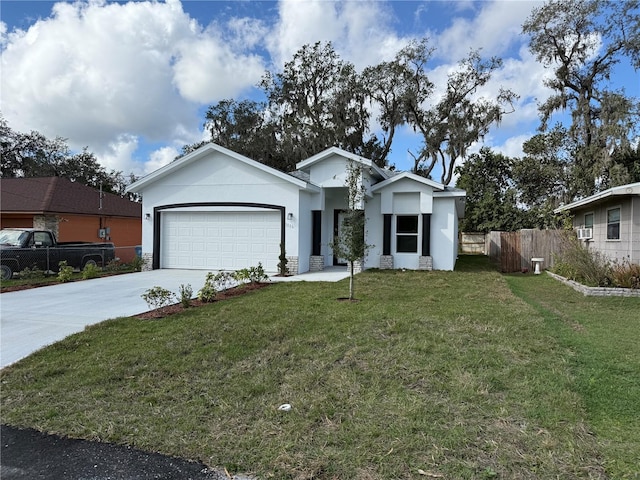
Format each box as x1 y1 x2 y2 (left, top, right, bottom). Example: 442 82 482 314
0 267 349 369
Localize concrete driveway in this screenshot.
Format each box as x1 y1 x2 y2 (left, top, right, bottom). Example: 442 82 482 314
0 268 349 369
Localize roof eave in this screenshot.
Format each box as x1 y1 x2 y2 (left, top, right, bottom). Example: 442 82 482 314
126 143 310 193
295 147 390 180
371 172 445 192
553 182 640 213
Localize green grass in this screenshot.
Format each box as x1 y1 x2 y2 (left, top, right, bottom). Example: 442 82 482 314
506 272 640 478
2 256 639 479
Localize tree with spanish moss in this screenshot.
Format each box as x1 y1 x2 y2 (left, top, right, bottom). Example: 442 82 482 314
523 0 640 197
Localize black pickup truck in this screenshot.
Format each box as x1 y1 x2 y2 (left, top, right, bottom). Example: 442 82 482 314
0 228 117 280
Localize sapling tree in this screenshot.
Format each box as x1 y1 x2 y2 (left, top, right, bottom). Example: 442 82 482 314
331 161 372 300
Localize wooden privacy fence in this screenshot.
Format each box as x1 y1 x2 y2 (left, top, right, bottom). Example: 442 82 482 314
459 232 486 254
487 229 568 273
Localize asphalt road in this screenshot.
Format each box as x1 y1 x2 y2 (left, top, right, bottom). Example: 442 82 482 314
1 424 251 480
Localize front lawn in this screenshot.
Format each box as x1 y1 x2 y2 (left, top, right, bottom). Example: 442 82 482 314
506 273 640 478
2 257 638 479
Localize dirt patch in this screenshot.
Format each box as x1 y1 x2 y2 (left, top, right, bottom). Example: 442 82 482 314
336 297 360 303
134 282 270 320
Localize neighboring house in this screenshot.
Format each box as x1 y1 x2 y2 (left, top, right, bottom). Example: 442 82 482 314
1 177 142 262
554 182 640 265
125 144 466 274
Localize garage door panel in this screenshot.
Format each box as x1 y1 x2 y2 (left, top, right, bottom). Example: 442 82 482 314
161 211 280 271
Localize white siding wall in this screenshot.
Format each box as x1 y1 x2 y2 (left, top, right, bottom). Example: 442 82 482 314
308 155 350 187
368 188 459 271
431 198 458 271
297 191 314 273
140 151 302 261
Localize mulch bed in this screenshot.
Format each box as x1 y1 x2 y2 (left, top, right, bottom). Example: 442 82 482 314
134 282 271 319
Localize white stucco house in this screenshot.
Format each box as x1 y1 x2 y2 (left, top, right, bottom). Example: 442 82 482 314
554 182 640 265
125 143 466 274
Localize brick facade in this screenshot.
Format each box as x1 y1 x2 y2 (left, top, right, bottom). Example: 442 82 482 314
380 255 394 269
309 255 324 272
286 256 299 275
418 256 433 270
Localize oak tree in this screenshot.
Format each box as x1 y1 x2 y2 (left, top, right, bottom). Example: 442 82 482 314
523 0 640 196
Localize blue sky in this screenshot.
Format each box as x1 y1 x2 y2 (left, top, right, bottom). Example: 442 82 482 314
1 0 637 181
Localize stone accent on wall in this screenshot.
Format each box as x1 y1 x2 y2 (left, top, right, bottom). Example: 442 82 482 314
547 271 640 297
309 255 324 272
33 215 59 239
286 256 299 276
380 255 394 270
349 259 364 274
418 256 433 271
141 253 153 272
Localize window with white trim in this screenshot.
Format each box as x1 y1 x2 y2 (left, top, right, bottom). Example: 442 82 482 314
607 207 620 240
584 212 594 229
396 215 418 253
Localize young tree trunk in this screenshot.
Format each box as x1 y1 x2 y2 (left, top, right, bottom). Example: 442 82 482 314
349 262 355 300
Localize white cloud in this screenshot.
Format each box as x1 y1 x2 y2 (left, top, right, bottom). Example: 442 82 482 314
172 35 264 103
432 0 539 62
1 0 266 176
98 134 140 174
224 16 268 51
265 0 408 70
144 146 180 175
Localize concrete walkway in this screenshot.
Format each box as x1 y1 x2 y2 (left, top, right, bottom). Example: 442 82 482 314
0 267 349 369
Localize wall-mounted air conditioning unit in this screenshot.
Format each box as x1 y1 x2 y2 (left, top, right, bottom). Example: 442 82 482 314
577 228 592 240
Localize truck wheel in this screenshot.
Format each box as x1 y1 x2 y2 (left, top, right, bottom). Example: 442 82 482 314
83 259 98 269
1 264 13 281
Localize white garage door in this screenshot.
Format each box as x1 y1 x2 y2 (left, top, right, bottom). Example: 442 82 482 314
161 211 281 271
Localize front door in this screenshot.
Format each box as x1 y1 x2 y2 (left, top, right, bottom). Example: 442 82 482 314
333 209 347 265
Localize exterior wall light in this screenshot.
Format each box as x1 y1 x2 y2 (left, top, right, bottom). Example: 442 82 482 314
145 213 151 220
287 212 294 220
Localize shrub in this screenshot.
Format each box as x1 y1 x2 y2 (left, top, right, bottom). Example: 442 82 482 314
57 261 74 282
82 262 100 279
234 263 269 284
213 271 236 291
552 234 611 287
130 255 145 272
19 266 45 280
105 258 122 272
610 259 640 289
179 284 193 308
141 286 176 311
198 273 217 303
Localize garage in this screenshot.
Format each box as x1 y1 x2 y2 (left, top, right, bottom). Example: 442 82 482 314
161 211 281 271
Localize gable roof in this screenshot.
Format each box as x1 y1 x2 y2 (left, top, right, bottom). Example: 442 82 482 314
370 171 445 192
0 177 141 217
295 146 390 180
126 142 316 193
554 182 640 213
